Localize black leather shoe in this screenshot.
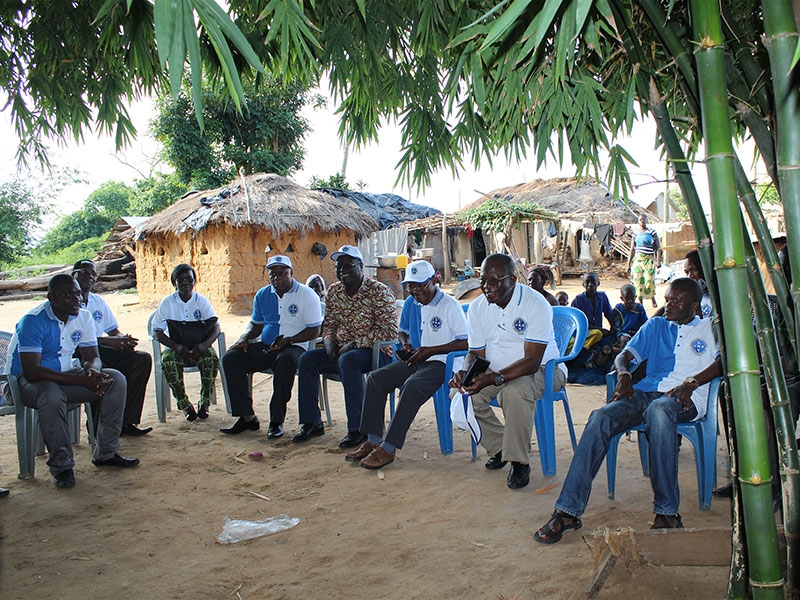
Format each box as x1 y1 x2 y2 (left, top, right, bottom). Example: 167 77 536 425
121 423 153 436
485 451 508 470
183 403 198 422
712 482 733 498
219 416 260 435
0 487 8 497
507 462 530 489
267 423 284 439
338 431 367 449
291 422 325 442
92 453 140 468
197 404 209 420
54 468 75 489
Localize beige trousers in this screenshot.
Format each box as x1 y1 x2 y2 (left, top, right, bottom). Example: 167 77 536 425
471 366 566 464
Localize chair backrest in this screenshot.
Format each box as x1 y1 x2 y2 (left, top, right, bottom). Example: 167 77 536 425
552 306 589 360
0 330 12 373
0 330 12 411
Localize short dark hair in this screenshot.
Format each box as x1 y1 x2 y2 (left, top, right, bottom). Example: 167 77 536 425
72 259 96 272
668 277 702 304
170 263 197 286
49 273 77 293
583 271 599 283
620 283 636 296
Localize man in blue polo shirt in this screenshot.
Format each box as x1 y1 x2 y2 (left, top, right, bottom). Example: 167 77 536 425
220 255 322 438
534 277 721 543
345 260 468 469
8 274 139 489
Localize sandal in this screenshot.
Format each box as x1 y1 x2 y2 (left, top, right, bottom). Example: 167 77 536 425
651 513 683 529
534 510 582 544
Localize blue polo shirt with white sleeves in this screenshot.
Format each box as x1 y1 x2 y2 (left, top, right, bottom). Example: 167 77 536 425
625 315 719 420
9 302 98 375
251 280 323 349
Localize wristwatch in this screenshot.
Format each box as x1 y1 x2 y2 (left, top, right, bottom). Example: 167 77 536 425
684 376 698 389
495 373 505 386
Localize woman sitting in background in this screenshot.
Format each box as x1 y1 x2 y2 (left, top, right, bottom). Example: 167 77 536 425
527 264 559 306
152 263 221 422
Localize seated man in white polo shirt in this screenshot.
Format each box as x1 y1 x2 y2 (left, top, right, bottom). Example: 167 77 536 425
345 260 468 469
451 253 565 490
220 255 322 438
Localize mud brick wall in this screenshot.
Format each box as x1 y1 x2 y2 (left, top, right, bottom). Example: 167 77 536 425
136 224 358 313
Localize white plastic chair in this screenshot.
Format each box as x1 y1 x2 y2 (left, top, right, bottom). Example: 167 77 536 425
147 311 228 422
1 330 95 480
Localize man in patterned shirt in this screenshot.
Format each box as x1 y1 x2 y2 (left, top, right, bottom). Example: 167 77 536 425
292 245 398 448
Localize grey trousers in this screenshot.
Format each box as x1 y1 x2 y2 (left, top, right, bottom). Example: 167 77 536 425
19 368 126 475
359 360 446 449
471 366 566 464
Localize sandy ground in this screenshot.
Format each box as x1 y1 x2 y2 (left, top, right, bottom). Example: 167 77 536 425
0 276 735 599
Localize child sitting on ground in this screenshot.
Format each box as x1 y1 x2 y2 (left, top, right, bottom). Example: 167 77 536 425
571 272 615 368
611 283 648 348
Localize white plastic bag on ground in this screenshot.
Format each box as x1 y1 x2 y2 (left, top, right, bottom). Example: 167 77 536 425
217 514 300 544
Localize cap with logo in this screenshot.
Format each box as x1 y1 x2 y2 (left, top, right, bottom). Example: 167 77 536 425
330 245 364 262
401 260 436 284
266 255 293 269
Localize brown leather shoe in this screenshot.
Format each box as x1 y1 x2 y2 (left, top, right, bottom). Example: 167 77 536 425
345 440 377 462
360 446 395 470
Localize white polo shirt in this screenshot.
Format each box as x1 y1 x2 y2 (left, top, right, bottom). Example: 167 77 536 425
251 280 323 350
468 283 563 374
83 292 118 337
415 289 468 363
152 291 217 332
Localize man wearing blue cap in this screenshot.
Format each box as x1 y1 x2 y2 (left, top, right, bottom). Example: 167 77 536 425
292 245 398 448
220 255 323 437
346 260 468 469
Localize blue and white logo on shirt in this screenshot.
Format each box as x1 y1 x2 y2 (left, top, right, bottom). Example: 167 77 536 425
430 316 442 331
288 304 298 315
193 309 202 320
71 331 83 343
691 338 708 355
92 310 103 322
513 318 528 334
701 304 712 318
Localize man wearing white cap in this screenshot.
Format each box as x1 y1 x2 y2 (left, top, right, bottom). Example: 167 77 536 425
220 255 322 437
346 260 468 469
292 245 398 448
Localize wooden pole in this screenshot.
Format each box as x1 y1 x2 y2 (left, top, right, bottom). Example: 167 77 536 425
441 213 450 284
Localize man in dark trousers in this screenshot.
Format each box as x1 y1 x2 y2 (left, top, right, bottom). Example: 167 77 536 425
73 259 153 436
219 255 322 438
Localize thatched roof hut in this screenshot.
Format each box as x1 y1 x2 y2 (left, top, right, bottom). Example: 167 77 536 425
464 177 658 223
136 173 379 313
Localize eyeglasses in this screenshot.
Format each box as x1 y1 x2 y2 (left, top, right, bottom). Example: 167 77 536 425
479 276 511 288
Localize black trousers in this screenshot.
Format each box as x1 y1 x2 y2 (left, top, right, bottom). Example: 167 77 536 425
221 342 304 424
98 346 152 425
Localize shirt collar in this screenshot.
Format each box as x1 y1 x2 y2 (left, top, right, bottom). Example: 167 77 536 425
44 301 77 324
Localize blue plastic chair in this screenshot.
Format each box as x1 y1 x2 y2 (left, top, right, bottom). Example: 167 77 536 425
462 305 588 475
604 371 722 511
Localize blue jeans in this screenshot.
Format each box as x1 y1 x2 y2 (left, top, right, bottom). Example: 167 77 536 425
296 347 390 430
555 389 697 518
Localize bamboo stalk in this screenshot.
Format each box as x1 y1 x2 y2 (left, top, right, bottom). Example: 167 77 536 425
690 1 783 596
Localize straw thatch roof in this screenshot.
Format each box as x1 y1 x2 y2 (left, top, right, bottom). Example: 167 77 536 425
137 173 379 239
464 177 659 223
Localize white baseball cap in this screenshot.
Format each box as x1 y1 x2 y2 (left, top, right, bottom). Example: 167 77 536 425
402 260 436 284
266 255 293 269
330 245 363 262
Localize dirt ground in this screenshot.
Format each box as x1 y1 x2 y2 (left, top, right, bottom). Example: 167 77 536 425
0 275 735 599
